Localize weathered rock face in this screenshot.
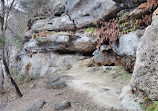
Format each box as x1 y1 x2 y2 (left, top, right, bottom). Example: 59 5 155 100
20 53 85 76
32 15 76 32
47 15 76 31
114 30 144 57
31 0 146 31
31 0 119 31
65 0 118 28
21 32 70 55
20 30 97 76
21 32 97 55
31 19 48 32
20 0 147 77
35 0 145 19
48 0 66 17
130 16 158 100
73 32 97 53
34 0 66 18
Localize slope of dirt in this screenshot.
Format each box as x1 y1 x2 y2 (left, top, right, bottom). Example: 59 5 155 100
0 59 131 111
0 78 107 111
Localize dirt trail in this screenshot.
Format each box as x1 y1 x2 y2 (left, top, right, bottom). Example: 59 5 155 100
66 66 130 110
0 61 130 111
0 78 107 111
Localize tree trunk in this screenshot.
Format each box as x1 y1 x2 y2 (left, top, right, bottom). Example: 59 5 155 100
0 59 4 94
2 58 23 98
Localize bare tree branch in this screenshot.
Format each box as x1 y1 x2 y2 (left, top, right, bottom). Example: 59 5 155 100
4 0 16 31
1 0 5 35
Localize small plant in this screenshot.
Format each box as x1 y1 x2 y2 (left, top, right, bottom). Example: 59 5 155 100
41 16 46 19
139 102 144 108
86 27 95 35
146 105 155 111
47 31 56 35
120 22 129 28
97 20 119 42
96 20 120 50
135 14 152 27
146 101 158 111
13 73 36 85
115 66 131 79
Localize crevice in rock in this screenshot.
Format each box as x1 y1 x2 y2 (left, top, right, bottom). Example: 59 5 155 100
56 50 78 55
67 14 77 28
80 52 94 57
105 63 116 66
56 50 94 57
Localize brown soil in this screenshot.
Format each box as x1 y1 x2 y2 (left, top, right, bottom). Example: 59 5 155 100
0 77 107 111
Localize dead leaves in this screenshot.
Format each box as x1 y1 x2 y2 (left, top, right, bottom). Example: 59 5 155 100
138 0 158 10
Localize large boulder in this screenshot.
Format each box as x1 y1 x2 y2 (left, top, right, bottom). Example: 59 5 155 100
48 0 66 17
31 19 48 32
65 0 118 28
55 101 71 110
93 48 118 65
130 16 158 100
47 15 76 31
27 99 45 111
34 0 66 18
113 30 144 57
72 32 97 53
47 75 67 89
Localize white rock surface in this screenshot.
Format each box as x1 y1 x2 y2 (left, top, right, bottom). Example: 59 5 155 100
20 53 85 76
115 30 144 57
